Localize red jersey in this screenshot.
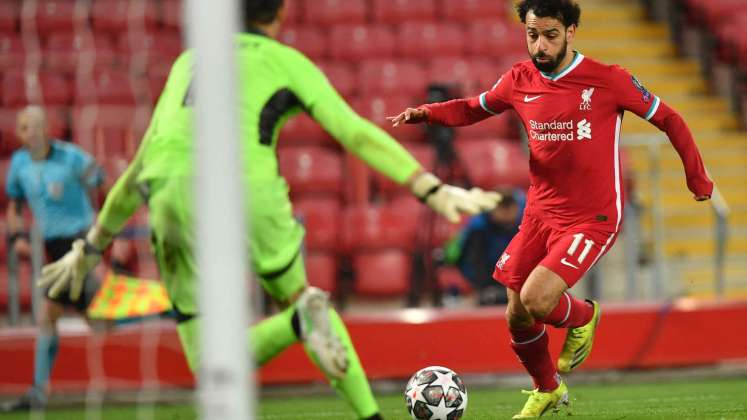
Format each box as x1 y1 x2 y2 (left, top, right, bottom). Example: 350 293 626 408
422 52 713 234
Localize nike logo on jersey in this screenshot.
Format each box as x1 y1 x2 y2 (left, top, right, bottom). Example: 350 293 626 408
524 95 542 103
560 258 580 270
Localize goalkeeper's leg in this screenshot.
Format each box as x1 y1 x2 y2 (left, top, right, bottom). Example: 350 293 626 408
253 254 381 420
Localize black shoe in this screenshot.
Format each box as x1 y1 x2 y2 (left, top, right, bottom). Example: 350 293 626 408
1 390 46 412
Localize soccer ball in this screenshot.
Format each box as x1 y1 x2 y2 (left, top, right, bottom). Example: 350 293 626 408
404 366 468 420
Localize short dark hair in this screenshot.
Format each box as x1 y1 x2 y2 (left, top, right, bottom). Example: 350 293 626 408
516 0 581 28
243 0 284 25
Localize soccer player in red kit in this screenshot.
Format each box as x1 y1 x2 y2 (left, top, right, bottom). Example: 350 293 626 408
389 0 713 417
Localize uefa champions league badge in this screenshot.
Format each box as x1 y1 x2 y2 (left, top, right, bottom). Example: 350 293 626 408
631 75 652 103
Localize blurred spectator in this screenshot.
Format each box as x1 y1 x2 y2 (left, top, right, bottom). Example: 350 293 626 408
2 106 104 411
444 188 525 305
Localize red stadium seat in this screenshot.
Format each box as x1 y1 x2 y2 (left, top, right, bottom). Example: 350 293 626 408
305 252 337 292
278 113 337 149
279 26 327 60
428 58 502 96
279 146 343 197
458 139 530 189
0 158 12 206
342 204 419 251
44 32 116 73
294 198 341 252
72 105 151 158
0 34 26 70
353 250 411 296
160 0 182 30
442 0 508 22
436 266 473 295
318 61 357 99
396 23 466 59
116 30 183 66
23 0 86 35
91 0 159 33
371 0 436 23
0 262 33 311
466 20 527 57
305 0 367 25
0 1 20 33
358 59 429 97
282 0 302 25
74 70 137 105
351 94 426 143
454 111 520 140
2 71 71 107
329 24 396 61
374 142 435 197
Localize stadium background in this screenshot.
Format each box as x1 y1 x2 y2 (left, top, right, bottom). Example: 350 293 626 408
0 0 745 418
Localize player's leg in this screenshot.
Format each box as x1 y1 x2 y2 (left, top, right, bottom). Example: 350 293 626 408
536 227 614 373
256 254 381 420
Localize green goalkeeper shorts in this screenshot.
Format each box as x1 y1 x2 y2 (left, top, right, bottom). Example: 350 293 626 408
147 175 308 316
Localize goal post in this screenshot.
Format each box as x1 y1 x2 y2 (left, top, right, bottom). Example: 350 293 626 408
184 0 254 419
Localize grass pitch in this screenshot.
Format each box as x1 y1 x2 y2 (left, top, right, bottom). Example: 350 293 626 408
2 377 745 419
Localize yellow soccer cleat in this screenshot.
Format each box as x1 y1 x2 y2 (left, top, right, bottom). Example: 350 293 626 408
557 300 601 374
512 380 570 419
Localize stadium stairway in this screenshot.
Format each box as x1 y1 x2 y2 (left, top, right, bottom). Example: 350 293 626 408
573 0 747 298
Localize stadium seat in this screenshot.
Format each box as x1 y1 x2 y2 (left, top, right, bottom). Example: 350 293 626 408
458 139 530 190
373 142 435 197
72 105 151 158
278 146 343 197
342 204 420 251
427 57 502 96
453 111 520 140
160 0 182 30
357 59 429 97
116 30 183 67
2 71 71 107
371 0 436 23
279 26 327 60
0 261 33 311
43 32 117 73
74 70 137 105
0 34 26 70
442 0 508 22
353 249 411 296
351 94 426 143
329 24 396 61
91 0 159 34
466 20 527 57
396 23 466 59
318 61 357 99
0 1 20 33
436 266 473 295
304 0 367 25
305 252 337 292
278 113 337 149
23 0 86 35
294 197 341 253
0 158 11 206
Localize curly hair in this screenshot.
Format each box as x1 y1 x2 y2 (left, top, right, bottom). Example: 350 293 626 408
243 0 284 25
516 0 581 28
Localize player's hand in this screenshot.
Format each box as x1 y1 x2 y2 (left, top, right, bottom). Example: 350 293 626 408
387 107 429 127
694 195 710 201
12 237 32 258
37 239 102 300
409 172 502 223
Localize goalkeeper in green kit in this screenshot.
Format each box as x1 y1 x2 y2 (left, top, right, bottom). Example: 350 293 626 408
38 0 500 418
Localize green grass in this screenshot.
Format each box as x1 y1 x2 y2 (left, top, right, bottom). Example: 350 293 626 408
3 377 746 419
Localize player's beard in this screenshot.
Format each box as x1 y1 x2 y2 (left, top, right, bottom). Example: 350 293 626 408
531 39 568 73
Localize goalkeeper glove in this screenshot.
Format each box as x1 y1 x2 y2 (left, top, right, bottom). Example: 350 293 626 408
410 172 502 223
37 225 114 301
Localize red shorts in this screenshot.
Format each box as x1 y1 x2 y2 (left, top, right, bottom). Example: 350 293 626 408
492 212 618 293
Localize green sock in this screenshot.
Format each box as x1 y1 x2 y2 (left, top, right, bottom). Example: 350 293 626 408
249 305 298 365
301 309 379 419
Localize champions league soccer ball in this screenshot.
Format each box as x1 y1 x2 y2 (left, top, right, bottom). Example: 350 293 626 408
404 366 468 420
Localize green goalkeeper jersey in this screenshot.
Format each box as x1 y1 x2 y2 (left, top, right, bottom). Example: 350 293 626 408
98 28 422 234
